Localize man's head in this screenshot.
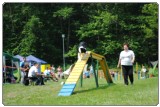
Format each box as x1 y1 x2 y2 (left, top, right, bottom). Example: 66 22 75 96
34 62 39 68
23 57 26 62
123 43 129 51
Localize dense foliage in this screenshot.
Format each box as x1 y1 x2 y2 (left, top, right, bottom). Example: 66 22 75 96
3 3 158 66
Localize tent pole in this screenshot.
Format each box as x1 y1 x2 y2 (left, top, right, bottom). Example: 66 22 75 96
3 56 6 84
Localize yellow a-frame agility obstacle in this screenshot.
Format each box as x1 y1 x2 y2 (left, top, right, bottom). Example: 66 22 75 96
58 51 113 96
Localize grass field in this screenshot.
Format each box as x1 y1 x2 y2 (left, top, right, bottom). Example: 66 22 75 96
2 76 158 106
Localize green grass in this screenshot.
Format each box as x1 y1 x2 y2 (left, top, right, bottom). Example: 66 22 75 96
2 76 158 106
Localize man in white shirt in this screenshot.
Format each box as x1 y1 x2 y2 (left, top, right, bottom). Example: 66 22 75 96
28 62 45 85
117 43 135 86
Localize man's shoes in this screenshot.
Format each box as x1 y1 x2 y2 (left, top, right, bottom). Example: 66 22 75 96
124 83 128 86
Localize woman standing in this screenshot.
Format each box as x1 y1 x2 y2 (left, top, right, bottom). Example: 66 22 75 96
23 63 30 85
117 43 135 85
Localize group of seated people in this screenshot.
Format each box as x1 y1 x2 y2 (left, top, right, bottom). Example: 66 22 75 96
21 62 45 86
20 52 94 86
22 62 68 86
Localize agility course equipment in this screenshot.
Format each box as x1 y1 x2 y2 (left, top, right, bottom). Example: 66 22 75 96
58 51 113 96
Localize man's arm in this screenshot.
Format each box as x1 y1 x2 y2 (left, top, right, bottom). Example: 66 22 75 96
117 59 121 68
117 52 121 68
131 51 135 64
131 57 135 64
24 67 29 72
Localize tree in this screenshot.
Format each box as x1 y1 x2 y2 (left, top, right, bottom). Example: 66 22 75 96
53 6 74 51
3 3 158 66
14 15 42 56
141 3 158 62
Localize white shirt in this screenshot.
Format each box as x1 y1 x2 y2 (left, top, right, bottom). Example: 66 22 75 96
120 50 135 66
44 69 51 76
50 67 55 73
28 66 38 77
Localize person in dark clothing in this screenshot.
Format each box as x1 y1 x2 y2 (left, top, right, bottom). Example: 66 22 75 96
23 63 30 85
20 57 27 84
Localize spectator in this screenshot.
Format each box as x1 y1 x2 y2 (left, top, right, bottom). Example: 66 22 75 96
44 67 58 82
90 65 94 75
3 66 6 83
117 43 135 86
83 67 90 79
141 66 147 78
57 66 64 79
23 63 30 85
28 63 45 85
63 64 75 78
20 57 27 84
50 65 56 73
110 71 115 78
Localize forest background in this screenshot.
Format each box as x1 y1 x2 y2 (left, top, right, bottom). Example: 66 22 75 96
3 3 158 67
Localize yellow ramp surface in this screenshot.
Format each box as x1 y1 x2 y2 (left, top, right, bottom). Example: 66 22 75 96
65 51 113 84
65 53 90 84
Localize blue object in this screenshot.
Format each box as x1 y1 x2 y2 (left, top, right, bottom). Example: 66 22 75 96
58 84 76 96
83 71 90 77
26 55 47 64
138 71 141 79
14 55 24 62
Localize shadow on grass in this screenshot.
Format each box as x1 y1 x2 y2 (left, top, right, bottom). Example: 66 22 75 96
73 83 116 95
